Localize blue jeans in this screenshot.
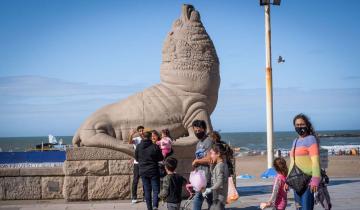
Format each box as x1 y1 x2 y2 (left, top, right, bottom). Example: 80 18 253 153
192 190 213 210
294 187 314 210
142 176 160 210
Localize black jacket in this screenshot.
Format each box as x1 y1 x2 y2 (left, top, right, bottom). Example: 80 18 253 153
159 173 187 204
135 139 163 177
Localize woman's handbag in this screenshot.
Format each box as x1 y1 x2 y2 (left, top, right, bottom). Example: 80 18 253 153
286 138 312 196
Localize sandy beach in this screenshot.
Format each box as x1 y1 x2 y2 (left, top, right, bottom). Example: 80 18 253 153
235 155 360 179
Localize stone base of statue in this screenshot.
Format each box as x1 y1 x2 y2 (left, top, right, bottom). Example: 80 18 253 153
62 145 195 201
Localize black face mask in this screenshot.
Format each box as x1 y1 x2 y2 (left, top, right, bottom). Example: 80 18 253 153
295 127 308 136
195 131 206 140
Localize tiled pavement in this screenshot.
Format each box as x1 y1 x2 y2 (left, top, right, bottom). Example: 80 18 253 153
1 177 359 210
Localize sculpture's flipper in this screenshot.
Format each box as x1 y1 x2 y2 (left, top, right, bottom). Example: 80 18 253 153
173 136 197 146
82 133 134 157
72 129 81 147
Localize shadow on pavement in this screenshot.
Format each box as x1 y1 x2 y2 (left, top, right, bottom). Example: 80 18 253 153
328 179 360 186
236 185 272 197
227 206 260 210
236 179 360 197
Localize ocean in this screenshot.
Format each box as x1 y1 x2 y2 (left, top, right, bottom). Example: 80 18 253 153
1 130 360 152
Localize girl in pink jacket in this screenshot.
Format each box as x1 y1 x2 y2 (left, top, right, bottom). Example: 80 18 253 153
260 157 288 210
157 129 173 158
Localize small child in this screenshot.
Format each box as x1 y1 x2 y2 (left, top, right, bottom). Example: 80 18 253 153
157 129 173 158
260 157 288 210
203 143 229 210
159 157 187 210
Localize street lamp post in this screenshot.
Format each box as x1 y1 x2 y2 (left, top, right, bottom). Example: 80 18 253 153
260 0 281 169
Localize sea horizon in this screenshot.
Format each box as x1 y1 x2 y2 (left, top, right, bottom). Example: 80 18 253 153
1 129 360 152
1 128 360 139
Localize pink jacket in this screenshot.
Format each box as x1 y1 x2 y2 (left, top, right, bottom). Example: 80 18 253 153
273 174 287 210
156 137 172 157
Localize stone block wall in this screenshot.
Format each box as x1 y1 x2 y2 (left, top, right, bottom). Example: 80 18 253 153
0 167 64 200
63 147 140 201
0 145 197 201
62 146 195 201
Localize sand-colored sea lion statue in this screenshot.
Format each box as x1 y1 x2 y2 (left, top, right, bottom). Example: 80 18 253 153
72 4 220 156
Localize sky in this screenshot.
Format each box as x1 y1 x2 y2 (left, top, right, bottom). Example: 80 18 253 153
0 0 359 137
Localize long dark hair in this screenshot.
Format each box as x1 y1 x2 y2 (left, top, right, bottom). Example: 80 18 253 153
209 131 221 143
273 157 288 176
211 143 226 157
293 113 319 142
210 132 234 158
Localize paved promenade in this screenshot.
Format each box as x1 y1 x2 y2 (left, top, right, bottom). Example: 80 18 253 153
1 177 359 210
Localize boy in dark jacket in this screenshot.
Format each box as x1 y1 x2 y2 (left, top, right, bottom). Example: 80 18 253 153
135 131 164 210
159 157 187 210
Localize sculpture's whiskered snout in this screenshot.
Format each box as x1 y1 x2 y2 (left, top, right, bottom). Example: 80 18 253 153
181 4 198 22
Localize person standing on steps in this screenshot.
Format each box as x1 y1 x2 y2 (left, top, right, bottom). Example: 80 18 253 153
129 125 145 204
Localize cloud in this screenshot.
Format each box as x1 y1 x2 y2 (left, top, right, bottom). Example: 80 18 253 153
0 75 150 136
212 87 360 132
0 75 150 108
342 76 360 81
228 82 244 89
0 75 146 98
0 75 150 117
0 75 360 136
307 49 326 55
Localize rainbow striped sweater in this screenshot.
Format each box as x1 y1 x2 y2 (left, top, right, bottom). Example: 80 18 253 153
289 135 321 187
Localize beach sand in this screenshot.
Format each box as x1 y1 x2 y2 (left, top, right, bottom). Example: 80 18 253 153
235 155 360 179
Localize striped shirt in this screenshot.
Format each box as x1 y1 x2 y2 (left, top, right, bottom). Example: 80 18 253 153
289 135 321 187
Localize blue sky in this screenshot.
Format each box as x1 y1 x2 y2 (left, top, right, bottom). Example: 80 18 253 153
0 0 359 137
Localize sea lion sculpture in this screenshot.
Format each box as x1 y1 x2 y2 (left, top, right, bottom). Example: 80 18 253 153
72 4 220 156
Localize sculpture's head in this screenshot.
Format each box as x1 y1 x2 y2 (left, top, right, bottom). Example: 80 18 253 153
160 4 220 111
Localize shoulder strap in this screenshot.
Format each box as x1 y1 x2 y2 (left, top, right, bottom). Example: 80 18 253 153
293 138 298 163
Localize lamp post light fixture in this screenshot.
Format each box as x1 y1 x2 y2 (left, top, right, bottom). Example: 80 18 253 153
260 0 281 6
260 0 281 169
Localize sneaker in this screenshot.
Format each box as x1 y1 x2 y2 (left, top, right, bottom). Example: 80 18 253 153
153 207 158 210
131 199 137 204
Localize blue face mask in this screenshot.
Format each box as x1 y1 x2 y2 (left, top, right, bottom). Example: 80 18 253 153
295 127 308 136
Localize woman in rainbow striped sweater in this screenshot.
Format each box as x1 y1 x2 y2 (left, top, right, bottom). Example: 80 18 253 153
289 114 321 210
